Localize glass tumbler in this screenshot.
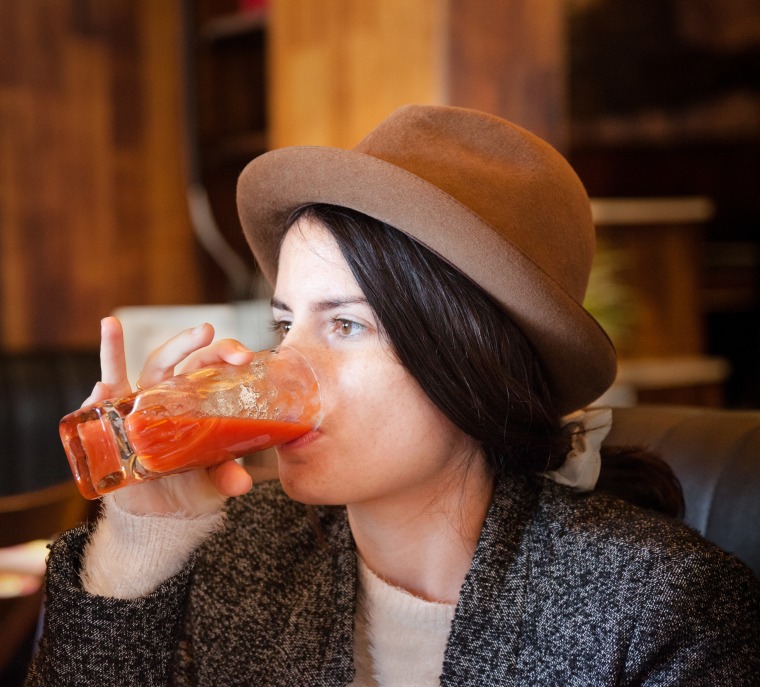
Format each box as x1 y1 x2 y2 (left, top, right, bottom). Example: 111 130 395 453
59 346 321 499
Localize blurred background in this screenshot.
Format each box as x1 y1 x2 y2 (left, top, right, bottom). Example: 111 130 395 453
0 0 759 492
0 1 758 681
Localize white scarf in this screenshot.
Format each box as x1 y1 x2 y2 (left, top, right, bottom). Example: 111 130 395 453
545 407 613 492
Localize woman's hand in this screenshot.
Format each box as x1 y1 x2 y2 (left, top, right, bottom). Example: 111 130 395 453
84 316 254 516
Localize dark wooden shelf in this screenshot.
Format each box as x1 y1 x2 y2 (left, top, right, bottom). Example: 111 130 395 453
200 9 267 42
184 0 269 302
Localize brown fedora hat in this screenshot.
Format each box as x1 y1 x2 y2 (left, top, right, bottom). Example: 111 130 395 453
237 104 616 414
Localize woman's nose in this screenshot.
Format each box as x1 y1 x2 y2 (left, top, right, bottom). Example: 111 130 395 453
277 328 323 371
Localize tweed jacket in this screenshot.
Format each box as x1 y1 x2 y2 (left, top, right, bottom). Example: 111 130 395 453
27 476 760 686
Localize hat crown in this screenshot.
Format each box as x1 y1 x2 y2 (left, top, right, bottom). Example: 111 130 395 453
354 105 595 303
236 104 617 413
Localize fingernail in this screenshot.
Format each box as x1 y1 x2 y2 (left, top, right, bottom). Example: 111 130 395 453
192 323 206 335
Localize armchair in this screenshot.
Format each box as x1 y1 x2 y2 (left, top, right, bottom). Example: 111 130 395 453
607 405 760 577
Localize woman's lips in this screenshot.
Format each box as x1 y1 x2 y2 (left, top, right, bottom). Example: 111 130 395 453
280 429 321 450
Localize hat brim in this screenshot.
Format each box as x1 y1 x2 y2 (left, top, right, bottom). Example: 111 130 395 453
237 146 617 415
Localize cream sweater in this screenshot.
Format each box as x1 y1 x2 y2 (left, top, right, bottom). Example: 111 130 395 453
82 498 455 686
351 558 455 686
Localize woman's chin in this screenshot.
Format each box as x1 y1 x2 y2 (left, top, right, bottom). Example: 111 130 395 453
276 459 331 505
278 477 334 505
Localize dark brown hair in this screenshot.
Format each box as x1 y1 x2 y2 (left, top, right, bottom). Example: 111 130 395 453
285 204 684 518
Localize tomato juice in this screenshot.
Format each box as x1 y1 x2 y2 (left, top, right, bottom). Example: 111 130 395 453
62 407 310 497
125 411 309 472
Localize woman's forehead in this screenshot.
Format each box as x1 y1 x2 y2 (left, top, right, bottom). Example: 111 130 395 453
275 218 363 298
280 217 343 266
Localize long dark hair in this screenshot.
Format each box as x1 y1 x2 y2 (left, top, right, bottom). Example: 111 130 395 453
285 204 684 518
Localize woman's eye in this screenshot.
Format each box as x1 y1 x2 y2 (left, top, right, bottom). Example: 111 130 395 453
269 320 292 338
333 318 365 337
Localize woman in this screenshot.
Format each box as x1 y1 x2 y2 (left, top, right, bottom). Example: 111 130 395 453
27 105 759 686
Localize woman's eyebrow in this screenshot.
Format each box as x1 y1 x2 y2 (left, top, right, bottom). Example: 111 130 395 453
270 297 290 312
310 297 368 312
270 296 368 313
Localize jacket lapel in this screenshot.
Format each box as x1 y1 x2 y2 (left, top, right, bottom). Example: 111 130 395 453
267 505 358 687
441 477 539 686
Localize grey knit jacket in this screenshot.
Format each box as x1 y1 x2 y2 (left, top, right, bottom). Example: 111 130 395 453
26 476 760 686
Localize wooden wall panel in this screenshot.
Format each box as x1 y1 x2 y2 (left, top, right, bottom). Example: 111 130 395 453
0 0 200 351
269 0 567 149
447 0 568 150
269 0 447 149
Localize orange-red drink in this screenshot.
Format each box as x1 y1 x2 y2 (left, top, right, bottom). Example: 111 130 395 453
127 413 310 473
59 347 321 499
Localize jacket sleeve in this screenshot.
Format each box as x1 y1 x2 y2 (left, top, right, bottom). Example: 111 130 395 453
24 525 194 687
627 549 760 686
